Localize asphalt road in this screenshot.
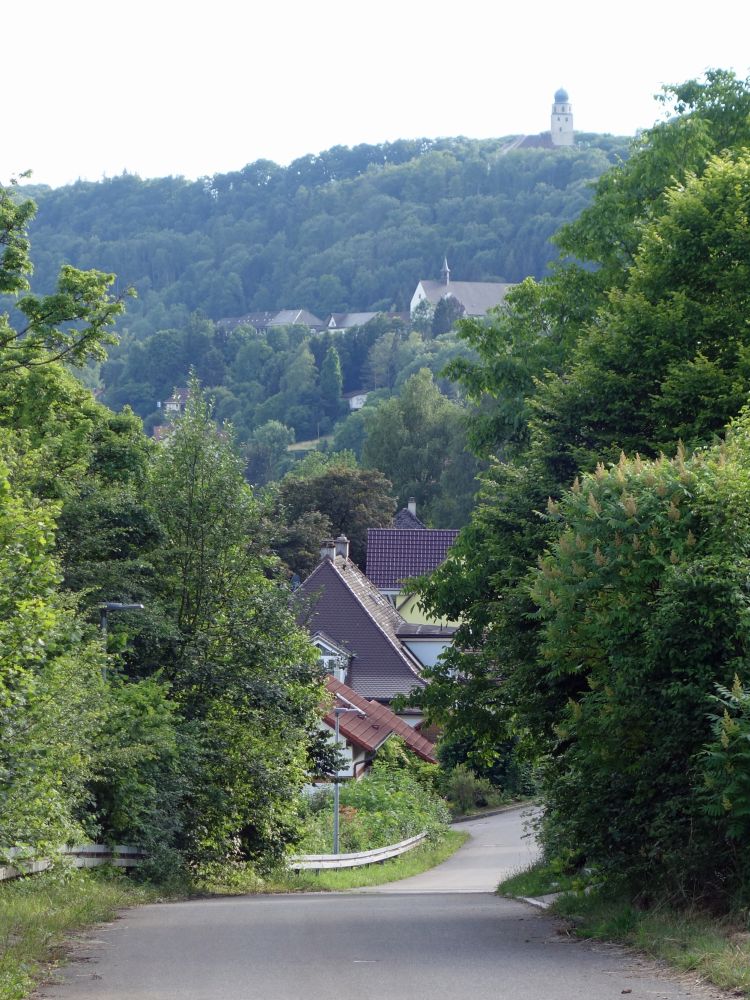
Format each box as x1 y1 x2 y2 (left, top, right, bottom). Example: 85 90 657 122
360 805 541 892
42 809 730 1000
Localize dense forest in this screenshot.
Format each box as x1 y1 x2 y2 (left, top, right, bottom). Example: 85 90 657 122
22 134 629 335
10 132 630 526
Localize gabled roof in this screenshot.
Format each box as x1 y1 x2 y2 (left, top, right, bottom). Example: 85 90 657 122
324 676 437 763
416 280 513 316
298 554 425 701
269 309 324 328
393 507 425 529
327 312 380 329
366 528 459 591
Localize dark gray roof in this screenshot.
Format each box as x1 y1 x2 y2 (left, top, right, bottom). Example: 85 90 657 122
416 280 513 316
298 555 425 702
270 309 324 328
393 507 425 529
366 528 459 590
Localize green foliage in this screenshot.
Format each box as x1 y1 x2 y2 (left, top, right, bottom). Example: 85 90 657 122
0 438 107 851
702 676 750 846
431 294 465 336
410 71 750 909
534 148 750 475
277 460 396 567
362 368 480 525
299 752 450 853
530 425 750 900
144 380 325 866
439 765 505 815
26 137 628 336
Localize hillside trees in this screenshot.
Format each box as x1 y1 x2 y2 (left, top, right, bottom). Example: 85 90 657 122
26 136 630 338
412 72 750 899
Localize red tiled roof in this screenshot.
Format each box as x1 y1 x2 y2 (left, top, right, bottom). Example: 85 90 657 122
324 676 437 764
366 528 459 590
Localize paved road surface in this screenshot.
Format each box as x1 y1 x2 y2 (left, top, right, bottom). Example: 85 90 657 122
360 806 540 892
42 809 729 1000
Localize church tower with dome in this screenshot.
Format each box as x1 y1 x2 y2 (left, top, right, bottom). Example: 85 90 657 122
550 87 574 146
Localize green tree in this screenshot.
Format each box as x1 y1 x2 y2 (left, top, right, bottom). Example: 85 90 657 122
431 294 465 336
278 462 396 567
363 368 479 525
0 436 107 851
245 419 295 485
533 150 750 476
146 382 324 864
530 422 750 900
319 345 344 417
1 182 125 375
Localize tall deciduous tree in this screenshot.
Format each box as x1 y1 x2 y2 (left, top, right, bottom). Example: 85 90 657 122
278 461 396 568
146 382 323 864
362 368 480 525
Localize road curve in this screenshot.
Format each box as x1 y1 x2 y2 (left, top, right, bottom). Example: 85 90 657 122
358 805 540 893
43 808 732 1000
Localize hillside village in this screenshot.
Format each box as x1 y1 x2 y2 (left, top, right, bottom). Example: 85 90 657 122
6 67 750 999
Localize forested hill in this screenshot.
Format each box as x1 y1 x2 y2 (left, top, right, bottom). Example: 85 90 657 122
24 134 629 339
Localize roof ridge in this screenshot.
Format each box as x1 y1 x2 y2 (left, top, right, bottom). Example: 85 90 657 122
330 558 424 680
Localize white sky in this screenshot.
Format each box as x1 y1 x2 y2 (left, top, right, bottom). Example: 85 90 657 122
6 0 750 189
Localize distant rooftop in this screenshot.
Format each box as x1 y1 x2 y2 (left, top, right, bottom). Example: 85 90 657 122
366 527 459 591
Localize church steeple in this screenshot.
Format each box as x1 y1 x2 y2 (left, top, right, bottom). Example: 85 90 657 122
440 256 451 286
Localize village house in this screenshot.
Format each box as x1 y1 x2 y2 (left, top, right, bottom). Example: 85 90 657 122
297 536 427 724
317 674 437 780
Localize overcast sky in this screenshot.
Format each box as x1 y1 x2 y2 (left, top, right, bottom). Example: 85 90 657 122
6 0 750 189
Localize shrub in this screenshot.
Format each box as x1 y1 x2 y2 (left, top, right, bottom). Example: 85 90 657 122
297 753 450 853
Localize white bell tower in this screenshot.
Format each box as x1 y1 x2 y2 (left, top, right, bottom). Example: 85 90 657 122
551 87 574 146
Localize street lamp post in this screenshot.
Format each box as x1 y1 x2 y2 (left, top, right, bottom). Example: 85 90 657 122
98 602 144 678
332 705 365 854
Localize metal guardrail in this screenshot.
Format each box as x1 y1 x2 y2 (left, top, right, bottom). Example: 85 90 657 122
0 845 146 882
0 833 428 881
290 832 427 870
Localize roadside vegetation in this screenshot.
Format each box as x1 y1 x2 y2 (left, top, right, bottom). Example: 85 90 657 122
0 868 165 1000
499 863 750 996
412 68 750 938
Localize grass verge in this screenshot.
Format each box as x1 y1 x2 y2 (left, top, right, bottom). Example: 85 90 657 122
0 867 168 1000
498 861 750 997
202 830 469 894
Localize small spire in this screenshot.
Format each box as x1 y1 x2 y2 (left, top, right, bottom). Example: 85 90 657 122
440 256 450 286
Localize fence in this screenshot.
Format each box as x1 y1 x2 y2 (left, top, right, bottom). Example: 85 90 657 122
290 832 427 870
0 832 427 881
0 845 146 882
